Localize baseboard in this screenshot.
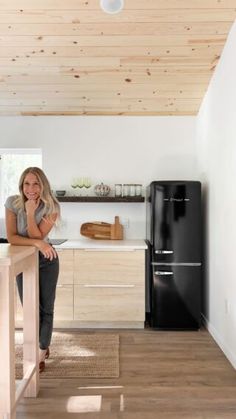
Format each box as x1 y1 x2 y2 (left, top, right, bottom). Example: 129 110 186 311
201 314 236 369
53 320 145 329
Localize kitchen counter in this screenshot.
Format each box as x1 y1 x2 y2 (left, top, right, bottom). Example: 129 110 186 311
53 238 147 250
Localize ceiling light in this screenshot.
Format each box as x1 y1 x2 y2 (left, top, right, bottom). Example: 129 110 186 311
100 0 124 14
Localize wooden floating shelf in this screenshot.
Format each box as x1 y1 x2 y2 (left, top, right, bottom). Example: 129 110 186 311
57 196 145 203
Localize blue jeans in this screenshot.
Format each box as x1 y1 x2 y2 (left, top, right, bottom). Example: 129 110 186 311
16 252 59 350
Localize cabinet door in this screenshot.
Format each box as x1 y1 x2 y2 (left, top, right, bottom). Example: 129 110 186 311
56 249 74 285
74 249 145 286
16 278 74 323
74 285 144 321
54 285 73 320
54 249 74 321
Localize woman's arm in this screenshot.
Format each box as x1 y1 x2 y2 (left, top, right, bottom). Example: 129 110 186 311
27 211 57 240
5 208 57 260
25 199 57 239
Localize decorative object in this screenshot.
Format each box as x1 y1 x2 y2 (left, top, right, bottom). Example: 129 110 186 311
80 215 123 240
100 0 124 14
70 177 92 196
77 177 84 195
55 190 66 197
83 177 92 195
70 177 82 195
15 331 119 379
94 182 110 197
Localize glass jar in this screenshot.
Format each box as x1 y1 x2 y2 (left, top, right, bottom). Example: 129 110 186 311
130 184 135 196
135 184 142 197
122 184 130 197
115 184 122 197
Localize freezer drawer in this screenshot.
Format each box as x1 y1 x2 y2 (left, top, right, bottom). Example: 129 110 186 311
151 265 201 330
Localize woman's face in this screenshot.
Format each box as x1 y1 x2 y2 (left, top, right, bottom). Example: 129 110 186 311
23 173 41 201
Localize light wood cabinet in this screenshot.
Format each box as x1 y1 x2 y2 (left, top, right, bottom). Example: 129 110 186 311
74 285 144 322
17 246 146 329
54 249 74 322
54 285 73 321
74 249 144 286
56 249 73 285
73 249 145 327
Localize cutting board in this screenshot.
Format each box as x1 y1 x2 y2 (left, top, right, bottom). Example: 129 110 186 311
80 216 123 240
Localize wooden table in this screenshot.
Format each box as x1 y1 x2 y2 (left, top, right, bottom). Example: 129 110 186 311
0 244 39 419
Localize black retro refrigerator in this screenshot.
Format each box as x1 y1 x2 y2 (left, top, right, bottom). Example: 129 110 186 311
146 181 202 330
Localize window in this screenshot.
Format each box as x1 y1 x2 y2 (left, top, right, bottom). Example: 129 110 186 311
0 149 42 218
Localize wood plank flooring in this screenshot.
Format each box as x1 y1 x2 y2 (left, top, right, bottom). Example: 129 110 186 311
16 328 236 419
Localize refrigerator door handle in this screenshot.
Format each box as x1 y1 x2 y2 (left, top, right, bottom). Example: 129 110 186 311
154 271 173 276
155 250 173 254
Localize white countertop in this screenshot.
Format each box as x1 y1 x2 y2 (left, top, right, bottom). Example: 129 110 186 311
54 238 147 250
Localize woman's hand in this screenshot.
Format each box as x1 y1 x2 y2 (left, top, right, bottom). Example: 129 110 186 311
36 241 57 260
25 198 40 215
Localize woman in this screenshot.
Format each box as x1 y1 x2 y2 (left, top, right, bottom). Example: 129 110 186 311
5 167 60 373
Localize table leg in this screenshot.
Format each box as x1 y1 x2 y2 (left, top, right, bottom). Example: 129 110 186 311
23 252 39 397
0 266 16 419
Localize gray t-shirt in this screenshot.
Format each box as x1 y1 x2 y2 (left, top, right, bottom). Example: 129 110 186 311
5 195 48 239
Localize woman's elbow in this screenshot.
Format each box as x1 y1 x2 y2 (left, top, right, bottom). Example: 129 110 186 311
6 234 17 244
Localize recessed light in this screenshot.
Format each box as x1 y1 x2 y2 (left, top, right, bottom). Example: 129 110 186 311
100 0 124 14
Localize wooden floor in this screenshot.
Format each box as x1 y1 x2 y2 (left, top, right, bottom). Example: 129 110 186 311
16 328 236 419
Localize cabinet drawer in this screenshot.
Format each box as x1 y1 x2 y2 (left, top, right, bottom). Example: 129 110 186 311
57 249 74 285
54 285 73 320
74 285 145 321
74 250 145 286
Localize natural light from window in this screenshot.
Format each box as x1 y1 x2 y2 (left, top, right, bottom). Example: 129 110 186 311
66 393 124 413
0 149 42 218
67 395 102 413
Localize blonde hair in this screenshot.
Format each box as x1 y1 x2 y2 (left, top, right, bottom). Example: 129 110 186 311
14 167 60 220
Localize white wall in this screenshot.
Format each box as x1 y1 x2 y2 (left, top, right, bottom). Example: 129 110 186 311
0 116 197 239
196 22 236 368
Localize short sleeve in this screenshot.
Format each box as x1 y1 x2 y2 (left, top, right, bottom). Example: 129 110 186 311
4 195 18 214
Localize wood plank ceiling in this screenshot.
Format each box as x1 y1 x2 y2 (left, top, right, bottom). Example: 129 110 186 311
0 0 236 116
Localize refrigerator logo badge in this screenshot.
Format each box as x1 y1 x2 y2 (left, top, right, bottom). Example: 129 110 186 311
163 198 190 202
